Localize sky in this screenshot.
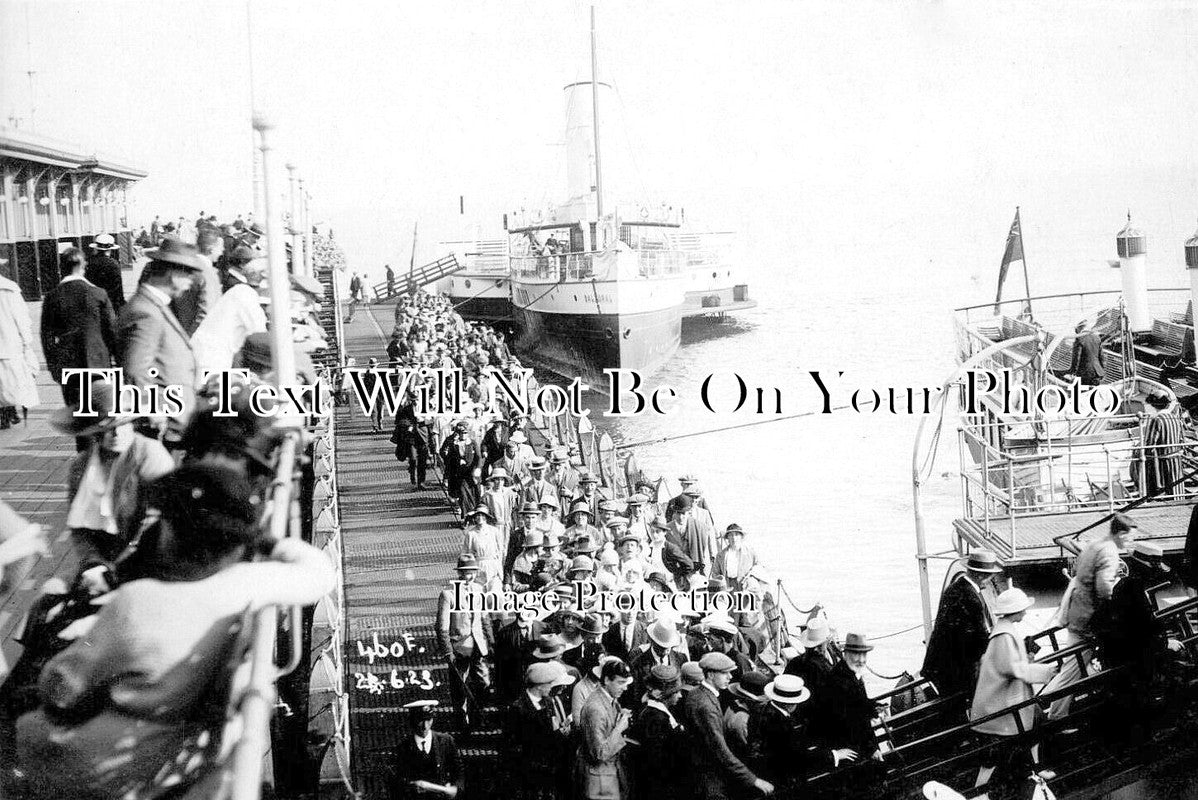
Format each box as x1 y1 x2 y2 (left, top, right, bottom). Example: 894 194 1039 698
5 1 1198 285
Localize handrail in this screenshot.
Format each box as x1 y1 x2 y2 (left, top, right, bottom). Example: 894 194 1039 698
954 287 1190 315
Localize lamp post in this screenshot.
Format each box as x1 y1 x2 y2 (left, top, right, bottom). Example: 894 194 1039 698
286 163 300 274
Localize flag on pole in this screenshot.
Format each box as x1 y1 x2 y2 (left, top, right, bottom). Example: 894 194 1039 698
994 208 1024 314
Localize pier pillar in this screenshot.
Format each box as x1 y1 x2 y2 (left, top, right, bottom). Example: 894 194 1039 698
1115 213 1151 333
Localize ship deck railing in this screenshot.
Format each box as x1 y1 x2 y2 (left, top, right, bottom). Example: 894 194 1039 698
795 593 1198 799
510 247 687 282
954 412 1198 564
954 287 1192 330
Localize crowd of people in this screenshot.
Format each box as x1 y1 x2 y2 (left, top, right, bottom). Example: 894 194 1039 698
366 293 1197 800
368 293 893 800
0 212 338 798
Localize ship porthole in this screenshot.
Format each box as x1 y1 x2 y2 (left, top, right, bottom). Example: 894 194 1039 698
711 271 717 279
623 328 632 339
605 328 614 339
464 279 472 288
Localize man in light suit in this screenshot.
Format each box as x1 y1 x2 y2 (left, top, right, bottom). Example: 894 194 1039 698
40 247 118 408
575 658 633 800
117 238 203 439
436 554 493 730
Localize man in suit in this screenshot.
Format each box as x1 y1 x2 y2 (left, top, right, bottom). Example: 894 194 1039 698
1070 321 1105 386
629 618 687 709
602 611 649 663
117 238 203 437
387 701 464 800
40 247 118 408
711 524 758 591
811 633 880 762
783 614 843 698
494 610 545 705
506 661 575 800
439 421 480 516
680 652 774 799
575 657 633 799
84 235 125 312
436 554 493 730
920 550 1002 701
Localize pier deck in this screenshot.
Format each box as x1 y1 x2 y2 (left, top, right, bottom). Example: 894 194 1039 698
953 501 1192 566
339 301 503 799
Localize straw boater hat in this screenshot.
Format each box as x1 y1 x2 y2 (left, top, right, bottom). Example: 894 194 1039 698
89 233 119 251
729 671 770 703
703 613 738 638
454 553 479 573
529 456 547 470
992 587 1035 617
550 448 568 464
647 618 682 649
627 493 649 506
965 550 1003 574
519 502 540 516
764 674 811 705
679 473 698 484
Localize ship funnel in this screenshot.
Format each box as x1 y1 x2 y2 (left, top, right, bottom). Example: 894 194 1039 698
564 81 620 210
1113 212 1150 332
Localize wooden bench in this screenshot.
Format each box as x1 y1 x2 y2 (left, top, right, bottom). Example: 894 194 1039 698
1102 348 1125 383
1136 319 1191 363
1138 361 1163 381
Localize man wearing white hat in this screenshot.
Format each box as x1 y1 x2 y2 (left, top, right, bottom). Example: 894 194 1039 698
969 587 1057 792
505 661 575 799
756 674 851 790
783 613 844 696
630 619 687 706
85 234 125 311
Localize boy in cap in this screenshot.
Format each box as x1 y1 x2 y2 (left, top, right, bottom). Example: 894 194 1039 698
387 701 465 799
681 652 774 798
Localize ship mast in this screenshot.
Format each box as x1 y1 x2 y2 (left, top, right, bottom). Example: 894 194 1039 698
590 5 605 221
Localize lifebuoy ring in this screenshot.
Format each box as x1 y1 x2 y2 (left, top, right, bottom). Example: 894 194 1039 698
639 206 649 219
